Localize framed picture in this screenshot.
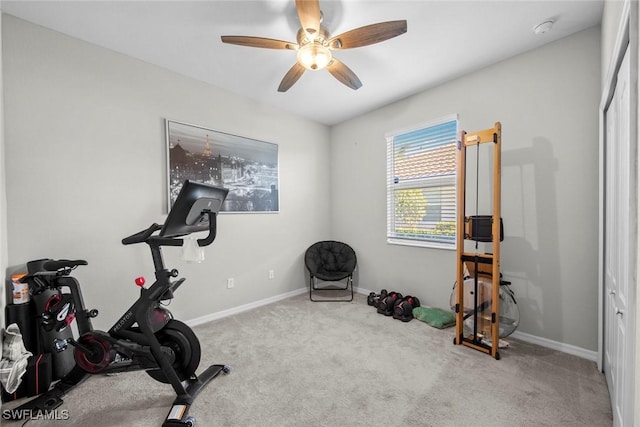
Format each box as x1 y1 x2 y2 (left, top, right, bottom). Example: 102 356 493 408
166 120 279 213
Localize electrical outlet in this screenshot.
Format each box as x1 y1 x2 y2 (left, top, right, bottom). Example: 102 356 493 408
227 278 235 289
268 270 275 279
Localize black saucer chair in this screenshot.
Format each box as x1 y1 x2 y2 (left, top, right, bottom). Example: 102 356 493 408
304 241 357 302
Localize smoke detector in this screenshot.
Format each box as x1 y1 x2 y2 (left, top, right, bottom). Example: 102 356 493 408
533 20 554 35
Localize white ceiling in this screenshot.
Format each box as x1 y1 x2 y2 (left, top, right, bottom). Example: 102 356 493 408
1 0 603 126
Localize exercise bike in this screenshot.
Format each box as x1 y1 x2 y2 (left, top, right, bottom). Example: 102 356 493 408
7 180 230 427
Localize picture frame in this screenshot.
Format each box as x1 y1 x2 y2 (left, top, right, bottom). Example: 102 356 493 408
166 119 279 213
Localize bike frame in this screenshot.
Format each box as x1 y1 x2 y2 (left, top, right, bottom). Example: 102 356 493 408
10 210 228 427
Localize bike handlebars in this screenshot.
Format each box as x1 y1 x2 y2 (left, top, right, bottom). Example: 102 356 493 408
122 223 163 245
195 210 217 247
121 210 218 248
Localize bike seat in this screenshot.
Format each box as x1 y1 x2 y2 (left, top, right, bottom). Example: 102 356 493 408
43 259 88 271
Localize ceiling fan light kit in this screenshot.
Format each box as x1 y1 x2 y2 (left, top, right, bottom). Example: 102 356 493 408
297 43 332 70
221 0 407 92
296 26 332 70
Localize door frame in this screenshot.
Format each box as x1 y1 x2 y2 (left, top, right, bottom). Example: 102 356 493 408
598 0 638 425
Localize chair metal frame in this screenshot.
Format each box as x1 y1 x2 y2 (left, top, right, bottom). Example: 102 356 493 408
309 274 354 302
305 241 356 302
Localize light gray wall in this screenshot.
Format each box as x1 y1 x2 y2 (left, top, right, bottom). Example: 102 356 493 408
601 0 625 88
0 14 5 332
2 15 331 330
1 14 604 352
330 27 601 351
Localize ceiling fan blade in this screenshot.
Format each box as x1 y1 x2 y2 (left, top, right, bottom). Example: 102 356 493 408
328 20 407 49
295 0 321 37
221 35 297 50
326 59 362 90
278 62 306 92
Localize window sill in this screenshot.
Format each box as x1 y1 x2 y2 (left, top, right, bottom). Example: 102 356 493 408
387 237 455 251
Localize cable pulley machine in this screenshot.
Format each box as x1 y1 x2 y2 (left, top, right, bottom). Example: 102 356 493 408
454 122 502 359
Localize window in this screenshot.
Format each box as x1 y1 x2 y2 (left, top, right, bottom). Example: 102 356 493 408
386 115 458 249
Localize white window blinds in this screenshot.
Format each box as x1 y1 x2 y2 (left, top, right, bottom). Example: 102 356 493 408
386 115 458 248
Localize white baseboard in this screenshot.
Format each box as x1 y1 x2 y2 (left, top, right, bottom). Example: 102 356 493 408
186 286 598 363
358 286 597 362
187 286 371 328
510 330 598 362
185 287 307 327
354 286 372 295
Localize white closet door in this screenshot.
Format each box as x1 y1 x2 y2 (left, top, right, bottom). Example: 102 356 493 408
604 44 634 427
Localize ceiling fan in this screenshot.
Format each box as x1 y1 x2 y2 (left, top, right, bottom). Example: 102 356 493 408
221 0 407 92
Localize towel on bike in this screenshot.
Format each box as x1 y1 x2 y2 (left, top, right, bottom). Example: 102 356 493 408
0 323 33 393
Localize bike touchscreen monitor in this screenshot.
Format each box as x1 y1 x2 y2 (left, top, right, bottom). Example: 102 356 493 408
160 180 229 238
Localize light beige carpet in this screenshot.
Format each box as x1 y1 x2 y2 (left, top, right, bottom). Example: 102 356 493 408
2 292 612 426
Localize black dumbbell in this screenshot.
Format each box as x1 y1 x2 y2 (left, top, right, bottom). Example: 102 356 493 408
367 289 388 307
377 291 403 316
393 295 421 322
